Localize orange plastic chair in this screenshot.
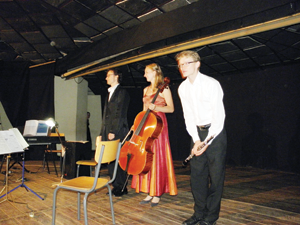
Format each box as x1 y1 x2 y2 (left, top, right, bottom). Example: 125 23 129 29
52 139 121 225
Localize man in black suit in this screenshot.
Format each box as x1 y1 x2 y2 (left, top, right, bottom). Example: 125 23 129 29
97 68 130 196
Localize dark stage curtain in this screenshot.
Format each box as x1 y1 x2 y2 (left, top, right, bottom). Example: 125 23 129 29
0 61 55 160
0 61 31 128
0 61 54 129
28 64 55 122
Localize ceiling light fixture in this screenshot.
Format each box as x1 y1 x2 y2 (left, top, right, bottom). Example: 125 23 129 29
73 37 93 43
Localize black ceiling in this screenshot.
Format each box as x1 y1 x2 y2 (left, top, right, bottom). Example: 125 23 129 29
1 0 300 95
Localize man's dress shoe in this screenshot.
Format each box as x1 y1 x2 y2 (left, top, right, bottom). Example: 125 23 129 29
182 216 202 225
199 220 217 225
113 187 128 197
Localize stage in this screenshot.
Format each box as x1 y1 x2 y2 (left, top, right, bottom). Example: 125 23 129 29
0 160 299 224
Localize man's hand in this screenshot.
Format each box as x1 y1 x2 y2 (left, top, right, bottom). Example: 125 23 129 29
192 140 209 156
108 133 115 140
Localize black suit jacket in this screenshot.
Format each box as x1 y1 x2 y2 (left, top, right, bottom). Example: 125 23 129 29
100 85 130 141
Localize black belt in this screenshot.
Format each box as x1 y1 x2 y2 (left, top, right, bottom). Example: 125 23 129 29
198 124 211 130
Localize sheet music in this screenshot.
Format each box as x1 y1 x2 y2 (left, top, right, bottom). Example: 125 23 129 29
10 128 29 149
23 120 39 136
0 132 11 154
0 130 24 155
23 120 50 136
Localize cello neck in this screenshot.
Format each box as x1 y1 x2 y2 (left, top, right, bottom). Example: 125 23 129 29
135 78 170 136
135 109 150 135
135 90 159 136
150 87 161 104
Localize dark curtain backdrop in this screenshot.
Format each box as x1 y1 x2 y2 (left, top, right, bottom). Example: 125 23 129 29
217 63 300 173
0 61 55 160
0 61 54 129
27 64 55 122
0 61 31 127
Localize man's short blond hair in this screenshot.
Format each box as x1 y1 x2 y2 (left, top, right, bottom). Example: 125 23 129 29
175 50 201 62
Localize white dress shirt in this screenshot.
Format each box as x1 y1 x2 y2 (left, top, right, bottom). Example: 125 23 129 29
178 72 225 143
108 83 119 101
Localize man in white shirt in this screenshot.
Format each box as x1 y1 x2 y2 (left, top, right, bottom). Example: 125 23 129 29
176 50 227 225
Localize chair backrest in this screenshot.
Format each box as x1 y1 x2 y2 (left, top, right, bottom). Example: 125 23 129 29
94 139 120 164
92 139 122 187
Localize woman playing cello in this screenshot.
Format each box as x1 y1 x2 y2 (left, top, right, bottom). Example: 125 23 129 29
131 63 178 206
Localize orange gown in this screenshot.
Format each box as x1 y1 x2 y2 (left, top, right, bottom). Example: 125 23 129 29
131 94 178 196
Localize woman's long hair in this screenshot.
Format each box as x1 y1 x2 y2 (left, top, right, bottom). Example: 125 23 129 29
146 63 164 91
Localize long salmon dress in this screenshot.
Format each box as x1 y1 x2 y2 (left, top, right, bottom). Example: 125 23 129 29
131 94 178 197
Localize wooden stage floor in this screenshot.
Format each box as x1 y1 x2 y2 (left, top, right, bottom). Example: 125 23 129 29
0 160 299 225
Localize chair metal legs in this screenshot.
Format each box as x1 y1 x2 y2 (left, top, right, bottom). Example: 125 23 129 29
52 186 116 225
77 192 81 220
107 184 116 224
76 164 93 177
83 193 89 225
77 192 90 225
53 189 93 225
52 187 59 225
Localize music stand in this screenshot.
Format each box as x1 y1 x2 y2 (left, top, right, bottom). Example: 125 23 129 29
0 151 44 201
7 153 30 173
0 128 44 201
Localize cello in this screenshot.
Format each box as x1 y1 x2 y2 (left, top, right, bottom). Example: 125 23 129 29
119 77 170 176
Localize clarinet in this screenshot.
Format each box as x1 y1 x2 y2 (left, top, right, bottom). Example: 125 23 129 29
182 135 214 168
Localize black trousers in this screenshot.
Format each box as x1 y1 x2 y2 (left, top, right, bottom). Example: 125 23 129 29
102 128 127 191
107 161 127 190
190 127 227 222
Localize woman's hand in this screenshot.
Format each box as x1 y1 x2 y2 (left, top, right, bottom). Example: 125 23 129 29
149 103 156 111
